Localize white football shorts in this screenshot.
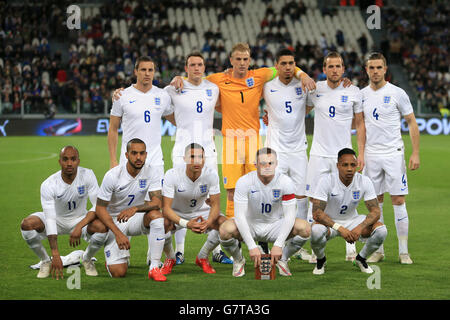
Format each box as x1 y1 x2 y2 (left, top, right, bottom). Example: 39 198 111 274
104 213 149 265
305 155 338 198
363 152 408 196
276 150 308 196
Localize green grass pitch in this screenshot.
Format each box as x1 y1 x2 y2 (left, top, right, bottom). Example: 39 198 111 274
0 134 449 300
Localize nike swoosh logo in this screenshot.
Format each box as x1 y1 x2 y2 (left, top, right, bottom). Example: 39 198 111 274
156 237 165 241
129 100 136 104
331 193 338 196
177 189 185 192
119 187 126 191
401 187 407 191
270 89 277 92
56 194 63 198
397 217 407 222
251 190 258 193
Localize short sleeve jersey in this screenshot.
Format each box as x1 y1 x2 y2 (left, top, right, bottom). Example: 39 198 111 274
263 77 309 152
313 172 377 221
361 82 414 155
111 85 172 166
206 68 275 136
308 81 363 158
162 166 221 213
97 163 162 217
164 79 219 157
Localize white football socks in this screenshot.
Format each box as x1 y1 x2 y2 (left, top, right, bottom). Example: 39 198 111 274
174 227 186 254
359 225 388 259
282 235 309 260
393 203 409 254
310 223 328 260
296 198 308 220
148 218 165 270
21 229 50 262
198 230 220 259
220 237 242 262
83 232 108 262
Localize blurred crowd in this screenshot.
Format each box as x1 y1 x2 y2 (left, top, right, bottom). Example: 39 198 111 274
0 0 446 117
381 0 449 113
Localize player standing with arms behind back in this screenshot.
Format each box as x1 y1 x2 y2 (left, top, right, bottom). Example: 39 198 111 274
361 52 420 264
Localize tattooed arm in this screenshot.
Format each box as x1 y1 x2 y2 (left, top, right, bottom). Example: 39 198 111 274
351 198 381 239
117 190 162 222
96 198 130 250
312 198 358 243
311 198 334 228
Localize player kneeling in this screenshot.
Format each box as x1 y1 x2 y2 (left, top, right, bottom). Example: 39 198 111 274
310 148 387 275
160 143 227 275
219 147 311 277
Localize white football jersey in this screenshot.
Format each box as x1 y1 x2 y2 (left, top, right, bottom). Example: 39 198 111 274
97 163 162 217
234 171 296 224
361 82 414 155
111 85 172 166
162 166 220 213
263 77 308 152
165 79 219 158
308 81 363 158
313 172 377 221
40 167 99 235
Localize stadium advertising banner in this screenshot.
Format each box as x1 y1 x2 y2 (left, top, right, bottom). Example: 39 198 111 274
0 117 449 137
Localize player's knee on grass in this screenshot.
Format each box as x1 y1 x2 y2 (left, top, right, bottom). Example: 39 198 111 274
107 263 128 278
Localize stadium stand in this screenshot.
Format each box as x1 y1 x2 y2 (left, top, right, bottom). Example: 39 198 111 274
381 1 449 114
0 0 447 117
